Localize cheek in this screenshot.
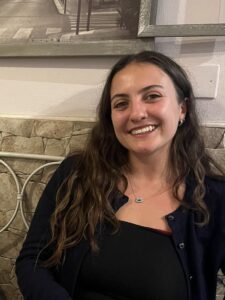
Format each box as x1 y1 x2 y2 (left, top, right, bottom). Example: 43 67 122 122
159 104 180 130
111 114 121 135
111 112 126 129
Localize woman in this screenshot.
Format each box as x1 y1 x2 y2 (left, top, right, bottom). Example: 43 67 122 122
16 51 225 300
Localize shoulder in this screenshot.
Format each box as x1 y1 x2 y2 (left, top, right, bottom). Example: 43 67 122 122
44 154 81 196
53 154 81 179
204 175 225 212
204 175 225 195
59 153 81 171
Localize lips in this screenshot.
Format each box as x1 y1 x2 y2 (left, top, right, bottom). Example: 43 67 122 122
130 125 158 135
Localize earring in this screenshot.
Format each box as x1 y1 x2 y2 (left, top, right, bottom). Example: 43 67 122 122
178 119 185 126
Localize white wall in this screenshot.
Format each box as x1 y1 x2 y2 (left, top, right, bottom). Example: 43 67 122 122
155 0 225 126
0 0 224 125
0 57 117 121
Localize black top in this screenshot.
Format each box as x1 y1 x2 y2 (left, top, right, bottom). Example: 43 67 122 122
77 221 188 300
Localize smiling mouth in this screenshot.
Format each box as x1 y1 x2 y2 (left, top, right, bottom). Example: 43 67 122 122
130 125 158 135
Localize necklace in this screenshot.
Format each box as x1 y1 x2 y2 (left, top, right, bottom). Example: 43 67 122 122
128 176 144 204
128 175 172 204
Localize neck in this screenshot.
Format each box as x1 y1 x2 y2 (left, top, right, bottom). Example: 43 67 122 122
127 152 172 184
125 153 177 204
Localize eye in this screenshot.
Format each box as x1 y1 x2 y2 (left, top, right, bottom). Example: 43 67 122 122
145 93 161 101
112 100 128 110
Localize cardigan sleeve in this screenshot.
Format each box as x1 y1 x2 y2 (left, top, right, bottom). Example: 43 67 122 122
15 156 77 300
221 238 225 300
221 215 225 300
214 179 225 300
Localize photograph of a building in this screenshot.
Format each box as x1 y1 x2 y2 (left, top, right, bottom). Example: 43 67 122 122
0 0 141 44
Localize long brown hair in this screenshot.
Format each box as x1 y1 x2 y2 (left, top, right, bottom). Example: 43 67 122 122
43 51 224 267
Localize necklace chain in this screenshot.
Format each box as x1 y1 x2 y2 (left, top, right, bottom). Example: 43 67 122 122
128 175 172 204
128 176 144 204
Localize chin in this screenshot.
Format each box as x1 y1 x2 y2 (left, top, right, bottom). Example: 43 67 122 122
130 148 156 155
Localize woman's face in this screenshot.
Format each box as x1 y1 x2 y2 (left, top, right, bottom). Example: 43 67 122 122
110 62 186 161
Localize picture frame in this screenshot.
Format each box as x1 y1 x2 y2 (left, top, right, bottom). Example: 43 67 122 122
138 0 225 37
0 0 156 57
0 0 224 57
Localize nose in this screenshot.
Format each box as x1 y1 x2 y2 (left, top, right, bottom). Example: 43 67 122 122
129 100 148 122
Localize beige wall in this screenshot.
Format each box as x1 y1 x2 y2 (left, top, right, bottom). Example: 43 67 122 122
0 57 117 120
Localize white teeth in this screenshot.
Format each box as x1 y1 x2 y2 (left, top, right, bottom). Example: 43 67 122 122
131 125 156 135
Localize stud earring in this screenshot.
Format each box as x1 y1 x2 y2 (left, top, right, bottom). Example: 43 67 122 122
178 119 185 126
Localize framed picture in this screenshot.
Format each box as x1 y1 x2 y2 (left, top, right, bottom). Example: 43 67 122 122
138 0 225 37
0 0 156 57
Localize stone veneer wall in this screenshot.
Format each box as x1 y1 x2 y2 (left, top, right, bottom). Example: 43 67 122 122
0 117 224 300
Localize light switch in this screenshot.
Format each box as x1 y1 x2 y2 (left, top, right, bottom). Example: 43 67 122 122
185 65 220 99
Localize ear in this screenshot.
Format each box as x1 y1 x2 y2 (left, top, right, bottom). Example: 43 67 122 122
179 100 187 120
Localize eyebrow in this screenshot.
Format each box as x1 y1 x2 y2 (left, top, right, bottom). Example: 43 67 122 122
111 85 164 102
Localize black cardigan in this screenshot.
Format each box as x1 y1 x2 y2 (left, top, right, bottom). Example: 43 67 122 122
16 156 225 300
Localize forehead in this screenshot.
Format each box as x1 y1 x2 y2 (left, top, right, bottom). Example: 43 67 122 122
110 62 175 94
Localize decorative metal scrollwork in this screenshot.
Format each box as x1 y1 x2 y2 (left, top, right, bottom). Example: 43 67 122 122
0 151 64 232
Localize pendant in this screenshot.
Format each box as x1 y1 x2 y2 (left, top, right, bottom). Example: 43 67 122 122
135 197 144 203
